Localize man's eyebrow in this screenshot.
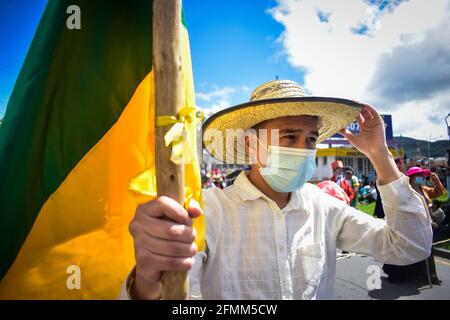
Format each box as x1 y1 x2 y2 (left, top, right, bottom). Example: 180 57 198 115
279 128 303 134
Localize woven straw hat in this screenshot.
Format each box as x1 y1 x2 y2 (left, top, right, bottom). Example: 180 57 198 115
202 79 363 164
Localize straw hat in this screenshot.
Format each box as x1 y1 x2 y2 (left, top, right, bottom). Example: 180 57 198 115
202 80 363 164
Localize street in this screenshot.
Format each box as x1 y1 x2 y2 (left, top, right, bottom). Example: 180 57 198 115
335 254 450 300
191 253 450 300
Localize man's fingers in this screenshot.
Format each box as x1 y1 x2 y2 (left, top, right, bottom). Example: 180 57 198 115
362 104 382 122
187 198 203 219
136 248 195 273
141 216 197 243
357 112 365 126
361 106 373 121
137 196 191 225
138 235 198 258
339 128 355 141
340 128 363 148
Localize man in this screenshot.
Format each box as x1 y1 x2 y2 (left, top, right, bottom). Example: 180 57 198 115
344 167 359 208
121 80 432 300
330 160 354 204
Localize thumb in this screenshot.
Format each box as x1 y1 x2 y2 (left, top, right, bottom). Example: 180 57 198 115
186 198 203 219
339 128 355 141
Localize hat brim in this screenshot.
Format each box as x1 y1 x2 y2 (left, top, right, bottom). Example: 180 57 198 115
202 97 363 164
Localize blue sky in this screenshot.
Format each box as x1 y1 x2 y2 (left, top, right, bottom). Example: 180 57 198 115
0 0 47 116
184 0 305 107
0 0 304 117
1 0 449 140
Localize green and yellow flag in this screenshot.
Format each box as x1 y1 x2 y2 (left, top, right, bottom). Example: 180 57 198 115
0 0 204 299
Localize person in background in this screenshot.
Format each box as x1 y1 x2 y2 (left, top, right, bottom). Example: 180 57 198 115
436 166 447 189
383 166 442 285
430 200 450 242
422 168 445 201
409 167 445 238
374 157 404 219
212 168 226 189
330 160 354 204
360 175 369 188
316 180 350 205
344 167 359 208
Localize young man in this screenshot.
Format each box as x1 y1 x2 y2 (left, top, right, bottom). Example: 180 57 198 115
121 80 432 300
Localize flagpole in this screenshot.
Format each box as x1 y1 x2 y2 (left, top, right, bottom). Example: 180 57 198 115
153 0 189 300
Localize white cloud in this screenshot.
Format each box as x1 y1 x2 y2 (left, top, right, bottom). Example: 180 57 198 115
196 84 254 117
196 86 236 115
269 0 450 141
196 86 236 102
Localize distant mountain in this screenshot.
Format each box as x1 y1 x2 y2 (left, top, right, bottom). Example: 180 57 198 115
393 136 450 159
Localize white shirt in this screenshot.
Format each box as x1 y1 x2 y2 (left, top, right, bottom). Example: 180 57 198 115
120 171 432 300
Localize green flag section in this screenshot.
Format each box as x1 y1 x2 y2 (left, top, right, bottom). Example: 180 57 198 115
0 0 204 299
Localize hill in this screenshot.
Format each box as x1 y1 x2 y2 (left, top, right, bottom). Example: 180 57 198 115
393 136 450 159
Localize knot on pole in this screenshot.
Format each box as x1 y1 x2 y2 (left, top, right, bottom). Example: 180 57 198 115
156 106 204 165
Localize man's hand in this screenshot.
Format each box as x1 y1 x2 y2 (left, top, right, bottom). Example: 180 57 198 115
129 196 202 299
430 172 439 181
340 104 401 185
339 104 388 158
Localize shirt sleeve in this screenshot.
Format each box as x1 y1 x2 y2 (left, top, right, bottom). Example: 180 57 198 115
117 267 136 300
334 174 433 265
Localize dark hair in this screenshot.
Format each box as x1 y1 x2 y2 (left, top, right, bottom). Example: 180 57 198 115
344 166 354 174
433 200 442 208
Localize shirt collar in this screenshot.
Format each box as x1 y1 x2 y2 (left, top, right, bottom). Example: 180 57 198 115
233 171 309 214
234 171 265 201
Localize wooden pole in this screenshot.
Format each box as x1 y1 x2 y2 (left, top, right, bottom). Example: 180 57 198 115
153 0 188 300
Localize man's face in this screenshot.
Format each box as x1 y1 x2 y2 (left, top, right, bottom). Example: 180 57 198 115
248 115 319 167
345 172 352 179
334 167 343 176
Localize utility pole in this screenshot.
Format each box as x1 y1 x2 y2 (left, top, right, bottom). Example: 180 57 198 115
445 113 450 200
427 134 431 169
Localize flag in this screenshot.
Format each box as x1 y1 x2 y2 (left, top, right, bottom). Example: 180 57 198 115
0 0 204 299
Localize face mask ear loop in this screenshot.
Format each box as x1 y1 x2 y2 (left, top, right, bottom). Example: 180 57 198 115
254 135 269 170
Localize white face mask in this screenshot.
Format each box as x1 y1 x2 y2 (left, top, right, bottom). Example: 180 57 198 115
258 145 317 192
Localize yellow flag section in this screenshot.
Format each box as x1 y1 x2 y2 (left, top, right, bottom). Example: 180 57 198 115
0 22 204 300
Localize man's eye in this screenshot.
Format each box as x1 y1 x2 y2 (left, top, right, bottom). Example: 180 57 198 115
283 135 296 140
